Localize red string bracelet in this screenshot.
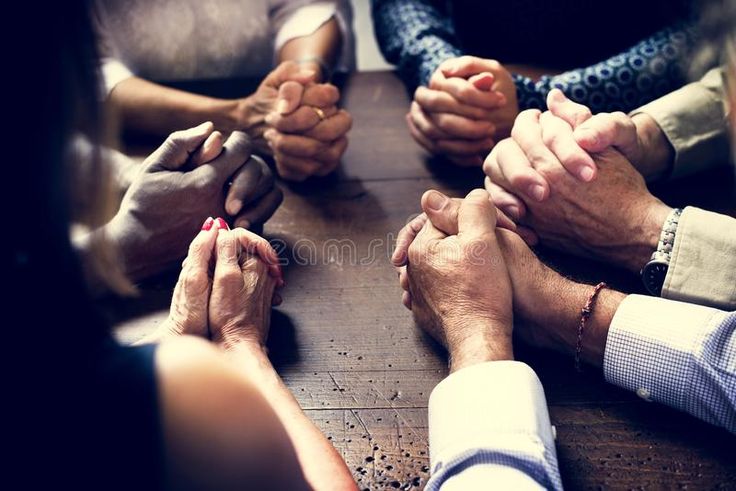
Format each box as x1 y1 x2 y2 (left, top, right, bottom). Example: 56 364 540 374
574 282 607 372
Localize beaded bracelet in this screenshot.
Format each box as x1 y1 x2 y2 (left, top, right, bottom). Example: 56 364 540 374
574 282 607 372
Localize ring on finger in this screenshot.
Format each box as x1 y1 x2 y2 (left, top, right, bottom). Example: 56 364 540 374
310 106 326 121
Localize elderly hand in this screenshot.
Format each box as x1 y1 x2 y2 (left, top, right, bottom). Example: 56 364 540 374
161 216 226 338
408 56 516 166
484 105 673 272
264 81 352 181
107 123 282 282
234 61 317 155
483 89 674 226
208 227 284 351
393 192 621 366
395 189 514 372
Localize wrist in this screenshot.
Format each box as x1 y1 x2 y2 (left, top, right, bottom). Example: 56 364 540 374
621 200 673 273
632 113 674 181
447 322 514 373
232 96 271 154
216 331 267 356
533 279 624 368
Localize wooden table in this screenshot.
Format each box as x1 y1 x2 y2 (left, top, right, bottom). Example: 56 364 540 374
113 71 736 490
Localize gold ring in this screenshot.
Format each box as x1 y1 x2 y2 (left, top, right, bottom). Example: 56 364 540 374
311 106 326 121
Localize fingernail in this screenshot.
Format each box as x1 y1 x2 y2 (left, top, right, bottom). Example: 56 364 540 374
425 190 447 211
228 199 243 215
579 166 595 182
265 113 275 125
276 99 289 114
201 217 214 231
215 217 230 230
529 184 546 202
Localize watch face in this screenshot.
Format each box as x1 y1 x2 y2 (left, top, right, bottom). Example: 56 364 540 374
642 261 668 296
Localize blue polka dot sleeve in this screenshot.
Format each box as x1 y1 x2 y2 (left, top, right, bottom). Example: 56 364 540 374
514 23 699 112
372 0 463 92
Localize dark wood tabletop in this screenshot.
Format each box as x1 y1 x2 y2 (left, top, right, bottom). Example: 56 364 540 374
112 71 736 490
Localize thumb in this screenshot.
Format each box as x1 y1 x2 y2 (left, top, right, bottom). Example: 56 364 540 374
276 81 305 115
148 122 214 171
573 112 640 160
441 56 499 78
546 89 592 129
263 61 316 89
468 72 495 92
421 190 460 236
458 189 496 237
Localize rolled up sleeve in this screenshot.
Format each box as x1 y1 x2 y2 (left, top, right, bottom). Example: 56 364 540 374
272 0 355 72
631 67 730 179
662 207 736 310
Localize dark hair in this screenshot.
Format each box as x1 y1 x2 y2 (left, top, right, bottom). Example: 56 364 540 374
8 0 107 330
6 2 114 484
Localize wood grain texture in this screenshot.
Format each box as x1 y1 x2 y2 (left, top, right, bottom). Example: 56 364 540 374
111 71 736 490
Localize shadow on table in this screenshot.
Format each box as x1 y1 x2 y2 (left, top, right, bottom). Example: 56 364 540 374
268 310 301 369
423 155 486 189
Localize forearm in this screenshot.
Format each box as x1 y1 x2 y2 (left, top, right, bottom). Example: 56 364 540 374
372 0 462 89
447 322 514 373
515 22 696 113
279 18 341 82
531 276 627 368
631 112 675 181
109 77 243 137
224 341 357 491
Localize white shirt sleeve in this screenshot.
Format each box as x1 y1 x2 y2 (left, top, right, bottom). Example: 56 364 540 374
426 361 562 490
604 295 736 433
92 2 134 95
272 0 355 73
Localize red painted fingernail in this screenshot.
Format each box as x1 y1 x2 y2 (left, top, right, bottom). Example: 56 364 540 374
201 217 214 231
215 217 229 230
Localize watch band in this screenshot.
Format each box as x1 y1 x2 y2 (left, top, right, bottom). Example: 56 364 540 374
651 208 683 263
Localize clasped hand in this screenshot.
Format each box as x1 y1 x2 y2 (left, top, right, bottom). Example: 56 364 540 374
107 123 282 281
483 89 672 272
164 219 284 349
407 56 518 166
245 61 352 181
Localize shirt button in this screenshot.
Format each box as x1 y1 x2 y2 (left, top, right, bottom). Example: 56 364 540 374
636 387 653 401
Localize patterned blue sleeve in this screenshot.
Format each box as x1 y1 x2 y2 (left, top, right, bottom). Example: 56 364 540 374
514 22 698 112
371 0 463 91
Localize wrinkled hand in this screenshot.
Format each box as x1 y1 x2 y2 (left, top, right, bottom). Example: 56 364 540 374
483 89 670 228
235 61 317 154
394 189 514 371
209 228 284 350
163 216 226 338
108 123 281 281
484 103 672 272
264 81 352 181
392 192 594 357
408 56 516 166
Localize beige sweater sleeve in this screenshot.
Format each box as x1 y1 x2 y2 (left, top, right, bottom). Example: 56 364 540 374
662 207 736 310
632 68 731 179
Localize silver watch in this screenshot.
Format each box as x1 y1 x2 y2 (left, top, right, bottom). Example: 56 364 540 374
641 208 683 296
